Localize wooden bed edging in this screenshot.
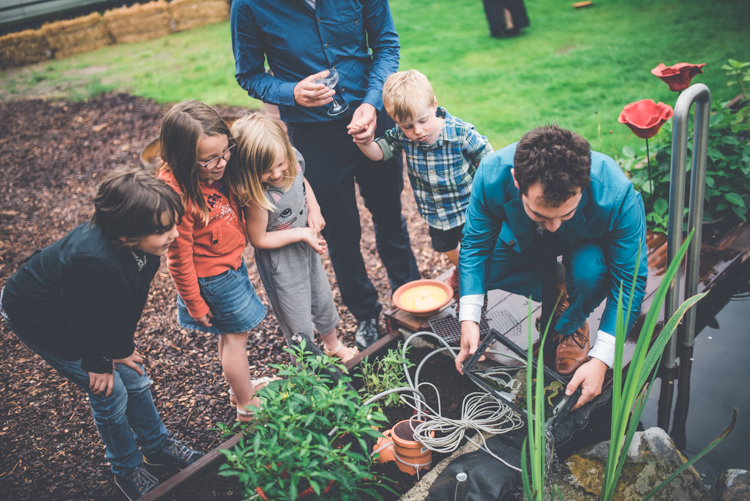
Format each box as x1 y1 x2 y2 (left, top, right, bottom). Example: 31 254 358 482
141 433 242 501
142 330 402 500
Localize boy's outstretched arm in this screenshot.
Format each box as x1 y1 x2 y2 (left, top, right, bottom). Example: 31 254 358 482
356 140 385 161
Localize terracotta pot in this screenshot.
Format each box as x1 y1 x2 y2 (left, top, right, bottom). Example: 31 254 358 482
372 429 395 465
391 420 432 475
392 279 453 317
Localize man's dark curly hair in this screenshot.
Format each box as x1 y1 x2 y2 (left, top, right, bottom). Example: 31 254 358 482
513 125 591 207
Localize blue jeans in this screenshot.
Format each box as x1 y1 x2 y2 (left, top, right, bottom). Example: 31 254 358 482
2 308 168 477
288 112 421 321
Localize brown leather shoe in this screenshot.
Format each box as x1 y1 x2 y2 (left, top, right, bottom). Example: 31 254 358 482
554 321 590 375
536 282 569 333
444 266 460 303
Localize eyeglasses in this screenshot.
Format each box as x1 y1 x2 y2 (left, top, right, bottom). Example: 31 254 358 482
197 143 235 170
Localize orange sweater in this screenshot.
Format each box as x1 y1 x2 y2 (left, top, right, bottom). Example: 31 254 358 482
159 170 247 318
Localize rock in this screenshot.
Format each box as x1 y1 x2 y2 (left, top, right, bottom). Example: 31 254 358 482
547 427 709 500
715 469 750 501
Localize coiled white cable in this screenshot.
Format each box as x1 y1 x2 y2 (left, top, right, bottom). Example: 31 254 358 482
394 332 529 470
360 331 529 470
397 391 524 472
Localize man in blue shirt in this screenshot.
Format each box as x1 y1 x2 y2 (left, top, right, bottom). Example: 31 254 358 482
231 0 420 350
454 125 648 409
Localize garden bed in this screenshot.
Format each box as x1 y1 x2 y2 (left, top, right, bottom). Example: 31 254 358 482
154 344 479 500
0 93 449 500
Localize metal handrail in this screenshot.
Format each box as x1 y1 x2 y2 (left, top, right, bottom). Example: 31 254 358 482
662 83 711 370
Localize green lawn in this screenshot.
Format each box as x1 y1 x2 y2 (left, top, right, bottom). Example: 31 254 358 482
1 0 748 153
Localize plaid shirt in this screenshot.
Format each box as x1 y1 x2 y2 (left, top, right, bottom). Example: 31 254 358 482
376 107 493 230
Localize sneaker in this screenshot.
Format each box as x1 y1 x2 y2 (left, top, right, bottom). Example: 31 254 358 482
354 316 380 351
143 438 204 470
114 465 159 501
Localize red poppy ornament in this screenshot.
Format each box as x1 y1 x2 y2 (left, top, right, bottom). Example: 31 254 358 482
651 63 706 92
618 99 674 139
619 99 674 198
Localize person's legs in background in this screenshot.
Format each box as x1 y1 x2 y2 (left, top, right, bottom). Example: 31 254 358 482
354 112 420 291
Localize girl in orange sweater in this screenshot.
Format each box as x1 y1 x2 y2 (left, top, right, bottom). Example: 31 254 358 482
157 101 267 421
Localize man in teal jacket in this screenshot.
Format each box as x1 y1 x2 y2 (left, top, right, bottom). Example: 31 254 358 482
454 125 647 409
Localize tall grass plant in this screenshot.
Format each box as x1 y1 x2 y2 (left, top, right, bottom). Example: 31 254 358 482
521 232 737 499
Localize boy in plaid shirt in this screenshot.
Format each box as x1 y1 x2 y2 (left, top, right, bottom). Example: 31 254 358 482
355 70 493 299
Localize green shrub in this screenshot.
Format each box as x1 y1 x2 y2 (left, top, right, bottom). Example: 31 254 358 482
216 342 389 500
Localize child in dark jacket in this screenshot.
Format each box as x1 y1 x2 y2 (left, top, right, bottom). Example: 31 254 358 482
0 168 204 500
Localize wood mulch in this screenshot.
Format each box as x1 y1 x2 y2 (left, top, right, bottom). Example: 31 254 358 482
0 93 452 500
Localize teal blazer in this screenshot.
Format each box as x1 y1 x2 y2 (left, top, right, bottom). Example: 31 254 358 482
459 143 648 335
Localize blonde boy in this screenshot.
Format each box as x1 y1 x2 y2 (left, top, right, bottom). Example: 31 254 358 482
356 69 493 298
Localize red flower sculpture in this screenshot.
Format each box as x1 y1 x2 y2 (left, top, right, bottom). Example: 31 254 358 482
618 99 674 139
651 63 706 92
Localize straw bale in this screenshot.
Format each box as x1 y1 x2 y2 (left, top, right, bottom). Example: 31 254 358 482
169 0 229 32
104 0 171 44
41 13 112 59
0 29 49 70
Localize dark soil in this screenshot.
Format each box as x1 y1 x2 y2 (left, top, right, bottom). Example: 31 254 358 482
160 347 480 501
0 93 453 500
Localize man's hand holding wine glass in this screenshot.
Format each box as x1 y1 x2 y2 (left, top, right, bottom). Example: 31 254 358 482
293 70 335 107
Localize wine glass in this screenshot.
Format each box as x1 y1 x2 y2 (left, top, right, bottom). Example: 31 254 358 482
314 68 349 116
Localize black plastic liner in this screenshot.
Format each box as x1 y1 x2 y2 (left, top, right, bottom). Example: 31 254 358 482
425 428 526 501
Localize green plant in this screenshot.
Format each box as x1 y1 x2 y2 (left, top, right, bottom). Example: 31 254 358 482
629 108 750 230
356 342 414 411
618 122 676 234
520 301 555 501
722 59 750 97
216 342 390 500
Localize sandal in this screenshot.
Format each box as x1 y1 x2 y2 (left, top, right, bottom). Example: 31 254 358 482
228 377 279 408
230 376 280 412
252 376 279 389
237 403 259 422
323 340 359 364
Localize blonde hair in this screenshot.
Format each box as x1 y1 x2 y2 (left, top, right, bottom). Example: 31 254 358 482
157 100 232 223
228 112 298 212
382 69 435 123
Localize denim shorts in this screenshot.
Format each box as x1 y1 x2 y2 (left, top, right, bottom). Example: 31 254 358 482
177 260 266 335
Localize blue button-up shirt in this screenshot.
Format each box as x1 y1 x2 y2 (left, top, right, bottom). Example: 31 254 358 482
230 0 400 123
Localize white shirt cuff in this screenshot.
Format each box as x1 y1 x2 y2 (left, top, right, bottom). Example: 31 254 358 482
458 294 484 324
588 330 616 368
